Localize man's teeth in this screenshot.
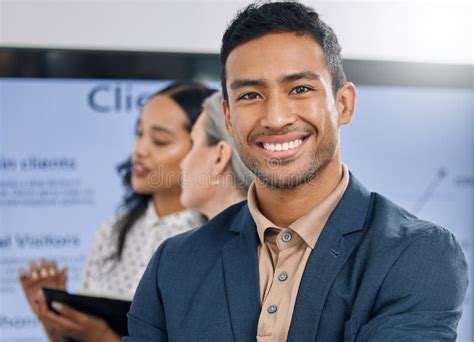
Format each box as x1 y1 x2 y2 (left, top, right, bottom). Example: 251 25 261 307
262 139 303 152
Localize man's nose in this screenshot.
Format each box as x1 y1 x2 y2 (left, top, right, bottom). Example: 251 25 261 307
260 95 297 130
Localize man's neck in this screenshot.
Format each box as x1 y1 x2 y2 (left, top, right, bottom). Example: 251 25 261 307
254 158 343 227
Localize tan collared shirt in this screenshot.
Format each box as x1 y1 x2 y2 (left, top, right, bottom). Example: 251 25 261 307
247 165 349 341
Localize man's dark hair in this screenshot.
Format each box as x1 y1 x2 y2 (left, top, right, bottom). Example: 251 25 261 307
220 1 346 101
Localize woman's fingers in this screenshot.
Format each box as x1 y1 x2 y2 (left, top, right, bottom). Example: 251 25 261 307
28 260 39 280
47 260 58 276
36 292 82 339
57 267 68 289
50 301 111 340
22 259 63 282
52 302 92 325
19 260 70 319
18 267 28 280
39 258 49 278
20 259 66 294
18 267 33 295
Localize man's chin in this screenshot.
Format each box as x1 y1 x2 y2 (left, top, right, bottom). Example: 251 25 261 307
254 170 312 190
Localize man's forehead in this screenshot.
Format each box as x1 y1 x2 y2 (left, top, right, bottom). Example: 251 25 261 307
224 32 328 83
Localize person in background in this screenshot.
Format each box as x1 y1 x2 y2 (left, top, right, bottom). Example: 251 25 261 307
18 81 215 342
180 91 254 219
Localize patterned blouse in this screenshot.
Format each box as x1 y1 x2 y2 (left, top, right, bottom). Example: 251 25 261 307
80 200 205 300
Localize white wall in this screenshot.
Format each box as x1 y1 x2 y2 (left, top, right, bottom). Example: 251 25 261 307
0 0 473 65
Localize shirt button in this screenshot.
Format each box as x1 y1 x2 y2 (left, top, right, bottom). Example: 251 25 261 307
278 271 288 282
267 304 278 314
282 231 292 242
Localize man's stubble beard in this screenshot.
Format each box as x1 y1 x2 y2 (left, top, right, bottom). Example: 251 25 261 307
234 130 339 190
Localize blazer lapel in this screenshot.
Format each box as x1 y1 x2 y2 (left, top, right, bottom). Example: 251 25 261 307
222 205 261 341
288 174 373 341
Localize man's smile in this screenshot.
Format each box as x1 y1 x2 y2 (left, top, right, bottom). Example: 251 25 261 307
254 133 312 160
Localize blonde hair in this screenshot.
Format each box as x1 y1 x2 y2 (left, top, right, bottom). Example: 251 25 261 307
202 91 254 193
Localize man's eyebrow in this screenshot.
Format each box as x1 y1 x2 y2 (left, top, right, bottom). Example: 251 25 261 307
281 71 322 83
229 79 267 90
229 72 323 91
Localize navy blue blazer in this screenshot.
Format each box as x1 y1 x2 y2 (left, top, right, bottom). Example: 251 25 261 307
124 175 468 341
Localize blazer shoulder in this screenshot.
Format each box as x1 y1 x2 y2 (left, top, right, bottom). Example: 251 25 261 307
354 192 468 300
368 192 462 252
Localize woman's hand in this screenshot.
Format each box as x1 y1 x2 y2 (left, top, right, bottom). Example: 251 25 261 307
35 291 120 342
19 258 67 310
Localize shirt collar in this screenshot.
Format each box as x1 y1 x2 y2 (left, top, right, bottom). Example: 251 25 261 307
143 199 160 227
247 184 281 244
247 164 350 249
143 199 205 228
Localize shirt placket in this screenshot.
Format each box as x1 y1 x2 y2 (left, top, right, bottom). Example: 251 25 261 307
257 229 302 340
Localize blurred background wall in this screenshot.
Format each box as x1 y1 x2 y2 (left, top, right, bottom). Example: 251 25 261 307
1 0 472 65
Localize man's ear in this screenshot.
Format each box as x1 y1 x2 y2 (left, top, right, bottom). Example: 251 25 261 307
336 82 356 126
213 141 233 175
222 99 234 137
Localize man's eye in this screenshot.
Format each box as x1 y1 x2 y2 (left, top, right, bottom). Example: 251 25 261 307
291 86 311 94
238 92 261 101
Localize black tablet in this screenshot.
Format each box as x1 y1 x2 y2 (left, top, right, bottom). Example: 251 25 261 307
42 287 131 336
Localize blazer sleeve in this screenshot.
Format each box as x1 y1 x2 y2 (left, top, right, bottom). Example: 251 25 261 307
123 240 169 342
356 227 469 341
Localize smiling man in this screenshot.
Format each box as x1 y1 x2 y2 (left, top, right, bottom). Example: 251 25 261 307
125 2 468 341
